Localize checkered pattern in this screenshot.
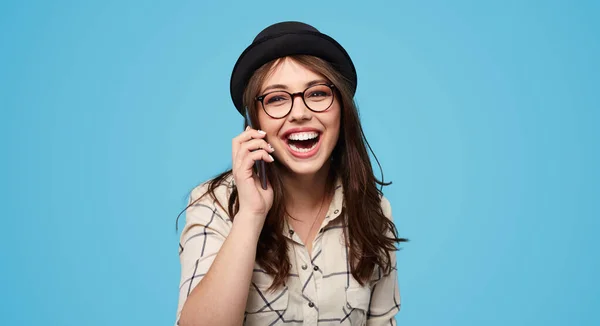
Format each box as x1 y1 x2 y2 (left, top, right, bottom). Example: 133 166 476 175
176 175 401 325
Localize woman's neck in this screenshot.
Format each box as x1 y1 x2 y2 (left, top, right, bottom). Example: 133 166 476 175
281 162 332 212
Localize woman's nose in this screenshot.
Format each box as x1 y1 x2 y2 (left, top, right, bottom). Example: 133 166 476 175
287 95 311 121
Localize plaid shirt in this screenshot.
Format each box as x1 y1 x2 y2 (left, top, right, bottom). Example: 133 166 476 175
176 175 401 325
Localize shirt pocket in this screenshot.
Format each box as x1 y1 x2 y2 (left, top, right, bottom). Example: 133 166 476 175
343 280 372 325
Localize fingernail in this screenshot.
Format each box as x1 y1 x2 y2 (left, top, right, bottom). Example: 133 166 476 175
245 126 250 131
268 143 274 151
258 130 266 134
268 154 274 161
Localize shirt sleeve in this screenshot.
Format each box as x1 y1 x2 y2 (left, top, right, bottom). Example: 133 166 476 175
175 183 233 325
367 196 401 326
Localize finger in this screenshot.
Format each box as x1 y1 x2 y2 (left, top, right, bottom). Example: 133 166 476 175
233 128 267 145
241 150 275 172
233 149 274 181
232 129 267 161
240 138 274 154
234 138 274 166
235 143 274 173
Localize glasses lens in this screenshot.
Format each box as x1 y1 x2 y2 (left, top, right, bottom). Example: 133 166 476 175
304 85 334 111
263 91 292 118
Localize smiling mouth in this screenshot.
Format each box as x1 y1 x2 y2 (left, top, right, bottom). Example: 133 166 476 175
286 132 321 153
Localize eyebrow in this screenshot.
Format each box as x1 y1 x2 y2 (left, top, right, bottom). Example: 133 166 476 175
261 79 330 94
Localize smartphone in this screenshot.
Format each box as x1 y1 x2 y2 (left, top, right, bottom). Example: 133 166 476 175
245 107 268 190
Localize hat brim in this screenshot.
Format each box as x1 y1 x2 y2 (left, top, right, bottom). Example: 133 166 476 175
230 31 357 115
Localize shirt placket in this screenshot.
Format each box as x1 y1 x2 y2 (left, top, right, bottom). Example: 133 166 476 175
284 231 315 326
283 181 344 325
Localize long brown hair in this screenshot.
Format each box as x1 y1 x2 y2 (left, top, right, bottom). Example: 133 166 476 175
177 55 407 290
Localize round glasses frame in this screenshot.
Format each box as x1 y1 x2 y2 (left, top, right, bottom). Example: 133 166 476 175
255 84 336 119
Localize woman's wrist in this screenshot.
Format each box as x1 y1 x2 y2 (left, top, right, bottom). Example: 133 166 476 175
232 211 266 239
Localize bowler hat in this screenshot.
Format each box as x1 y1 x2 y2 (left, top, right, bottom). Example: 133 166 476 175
230 21 357 115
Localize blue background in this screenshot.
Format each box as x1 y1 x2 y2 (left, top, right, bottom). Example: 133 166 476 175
1 0 598 325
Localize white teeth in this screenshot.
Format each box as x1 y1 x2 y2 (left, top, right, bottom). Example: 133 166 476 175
289 141 318 153
287 131 319 141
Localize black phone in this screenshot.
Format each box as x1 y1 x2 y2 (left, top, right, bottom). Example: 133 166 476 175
245 107 268 190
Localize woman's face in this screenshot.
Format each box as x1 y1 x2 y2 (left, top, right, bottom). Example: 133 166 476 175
257 58 341 177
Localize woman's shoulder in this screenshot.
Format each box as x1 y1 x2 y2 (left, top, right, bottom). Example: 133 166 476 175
188 173 235 211
379 194 393 221
179 174 234 246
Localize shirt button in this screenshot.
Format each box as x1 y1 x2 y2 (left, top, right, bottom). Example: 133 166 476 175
289 230 294 235
334 209 339 214
346 303 351 309
313 265 319 271
308 302 314 308
301 264 307 270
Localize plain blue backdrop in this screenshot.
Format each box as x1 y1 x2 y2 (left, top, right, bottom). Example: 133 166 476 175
1 0 598 325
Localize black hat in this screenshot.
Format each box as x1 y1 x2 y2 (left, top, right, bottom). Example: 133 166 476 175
230 21 357 115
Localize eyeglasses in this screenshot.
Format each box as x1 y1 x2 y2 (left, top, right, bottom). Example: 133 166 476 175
255 84 336 119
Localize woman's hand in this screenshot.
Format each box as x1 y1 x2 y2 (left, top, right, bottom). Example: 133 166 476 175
231 127 275 224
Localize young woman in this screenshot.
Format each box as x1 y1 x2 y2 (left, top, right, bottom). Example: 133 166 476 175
175 21 407 326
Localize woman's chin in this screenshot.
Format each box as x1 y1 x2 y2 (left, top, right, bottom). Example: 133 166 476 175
279 158 330 178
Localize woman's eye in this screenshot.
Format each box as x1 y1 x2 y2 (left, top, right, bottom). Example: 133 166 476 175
266 96 287 104
309 91 327 97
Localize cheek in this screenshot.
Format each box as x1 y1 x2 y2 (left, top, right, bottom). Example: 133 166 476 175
258 115 284 146
325 107 342 142
258 111 276 133
328 123 341 148
257 110 268 130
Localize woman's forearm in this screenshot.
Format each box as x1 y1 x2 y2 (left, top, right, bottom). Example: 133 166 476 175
178 212 263 326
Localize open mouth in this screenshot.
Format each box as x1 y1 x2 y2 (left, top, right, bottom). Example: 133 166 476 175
286 131 321 154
